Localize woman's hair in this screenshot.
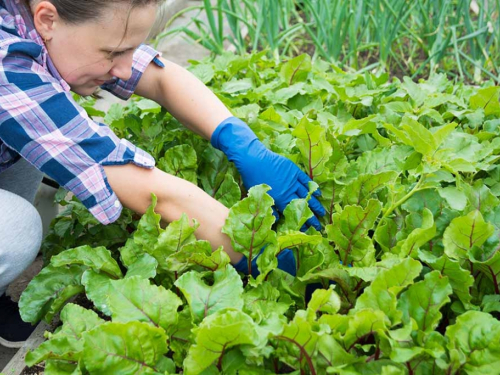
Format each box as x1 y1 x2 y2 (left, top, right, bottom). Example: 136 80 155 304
23 0 163 24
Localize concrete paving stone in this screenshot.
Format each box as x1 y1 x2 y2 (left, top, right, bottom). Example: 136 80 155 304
0 346 17 372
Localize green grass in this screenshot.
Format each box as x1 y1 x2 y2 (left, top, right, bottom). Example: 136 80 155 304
155 0 500 83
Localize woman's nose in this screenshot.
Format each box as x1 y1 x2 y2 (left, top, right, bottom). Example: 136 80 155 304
109 57 133 81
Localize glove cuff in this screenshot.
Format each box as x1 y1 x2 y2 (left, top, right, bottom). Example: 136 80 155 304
210 117 260 162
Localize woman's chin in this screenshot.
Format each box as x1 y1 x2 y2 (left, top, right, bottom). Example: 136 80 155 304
70 83 100 97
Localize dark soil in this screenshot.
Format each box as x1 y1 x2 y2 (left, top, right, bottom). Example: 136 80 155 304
21 364 44 375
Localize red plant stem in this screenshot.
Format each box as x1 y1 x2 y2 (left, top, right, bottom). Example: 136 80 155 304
174 271 181 298
366 345 380 362
265 271 271 282
273 358 279 373
217 345 226 371
406 362 414 375
275 336 317 375
353 279 364 292
248 225 258 276
248 242 254 276
303 127 314 179
488 266 500 294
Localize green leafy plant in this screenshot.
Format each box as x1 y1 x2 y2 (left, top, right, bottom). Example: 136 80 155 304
22 52 500 374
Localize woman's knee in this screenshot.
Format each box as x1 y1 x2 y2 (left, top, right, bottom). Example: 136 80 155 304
0 189 43 290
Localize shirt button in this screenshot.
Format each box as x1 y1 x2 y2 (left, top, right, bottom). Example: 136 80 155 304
114 200 120 208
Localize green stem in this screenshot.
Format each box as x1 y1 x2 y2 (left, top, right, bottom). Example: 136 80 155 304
373 175 425 239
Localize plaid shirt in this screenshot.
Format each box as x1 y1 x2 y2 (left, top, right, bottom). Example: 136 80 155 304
0 0 163 224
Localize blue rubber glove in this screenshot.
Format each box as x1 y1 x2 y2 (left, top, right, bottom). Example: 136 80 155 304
211 117 326 230
233 248 296 278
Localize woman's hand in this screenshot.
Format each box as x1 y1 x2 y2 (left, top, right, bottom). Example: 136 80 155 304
211 117 326 230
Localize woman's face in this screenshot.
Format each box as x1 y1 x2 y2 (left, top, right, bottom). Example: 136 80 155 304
34 2 157 96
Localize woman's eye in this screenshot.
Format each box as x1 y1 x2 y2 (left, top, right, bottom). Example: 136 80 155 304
107 51 125 60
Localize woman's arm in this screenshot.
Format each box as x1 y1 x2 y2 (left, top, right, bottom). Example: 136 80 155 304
134 56 326 230
103 164 243 264
130 58 246 263
135 57 231 140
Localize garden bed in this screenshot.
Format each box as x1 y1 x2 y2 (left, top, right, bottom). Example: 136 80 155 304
14 51 500 374
1 322 56 375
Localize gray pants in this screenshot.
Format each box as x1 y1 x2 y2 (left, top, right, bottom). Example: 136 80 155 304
0 158 43 295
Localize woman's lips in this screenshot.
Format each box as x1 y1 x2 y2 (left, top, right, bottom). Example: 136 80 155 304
95 78 117 86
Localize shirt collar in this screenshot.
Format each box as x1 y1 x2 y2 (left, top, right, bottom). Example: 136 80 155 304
4 0 71 91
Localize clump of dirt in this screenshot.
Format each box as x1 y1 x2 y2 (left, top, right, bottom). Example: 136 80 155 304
21 364 44 375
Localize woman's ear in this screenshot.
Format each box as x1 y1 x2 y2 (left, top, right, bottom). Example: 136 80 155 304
32 1 60 42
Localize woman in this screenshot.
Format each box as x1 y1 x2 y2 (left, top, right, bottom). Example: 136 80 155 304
0 0 325 347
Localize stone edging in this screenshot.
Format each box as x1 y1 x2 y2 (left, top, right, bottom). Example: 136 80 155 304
1 322 55 375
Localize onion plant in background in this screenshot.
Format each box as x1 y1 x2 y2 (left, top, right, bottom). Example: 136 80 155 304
154 0 303 61
244 0 303 61
411 0 500 83
297 0 500 83
297 0 417 72
155 0 500 84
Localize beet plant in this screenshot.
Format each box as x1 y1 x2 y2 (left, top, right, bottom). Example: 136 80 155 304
20 52 500 374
